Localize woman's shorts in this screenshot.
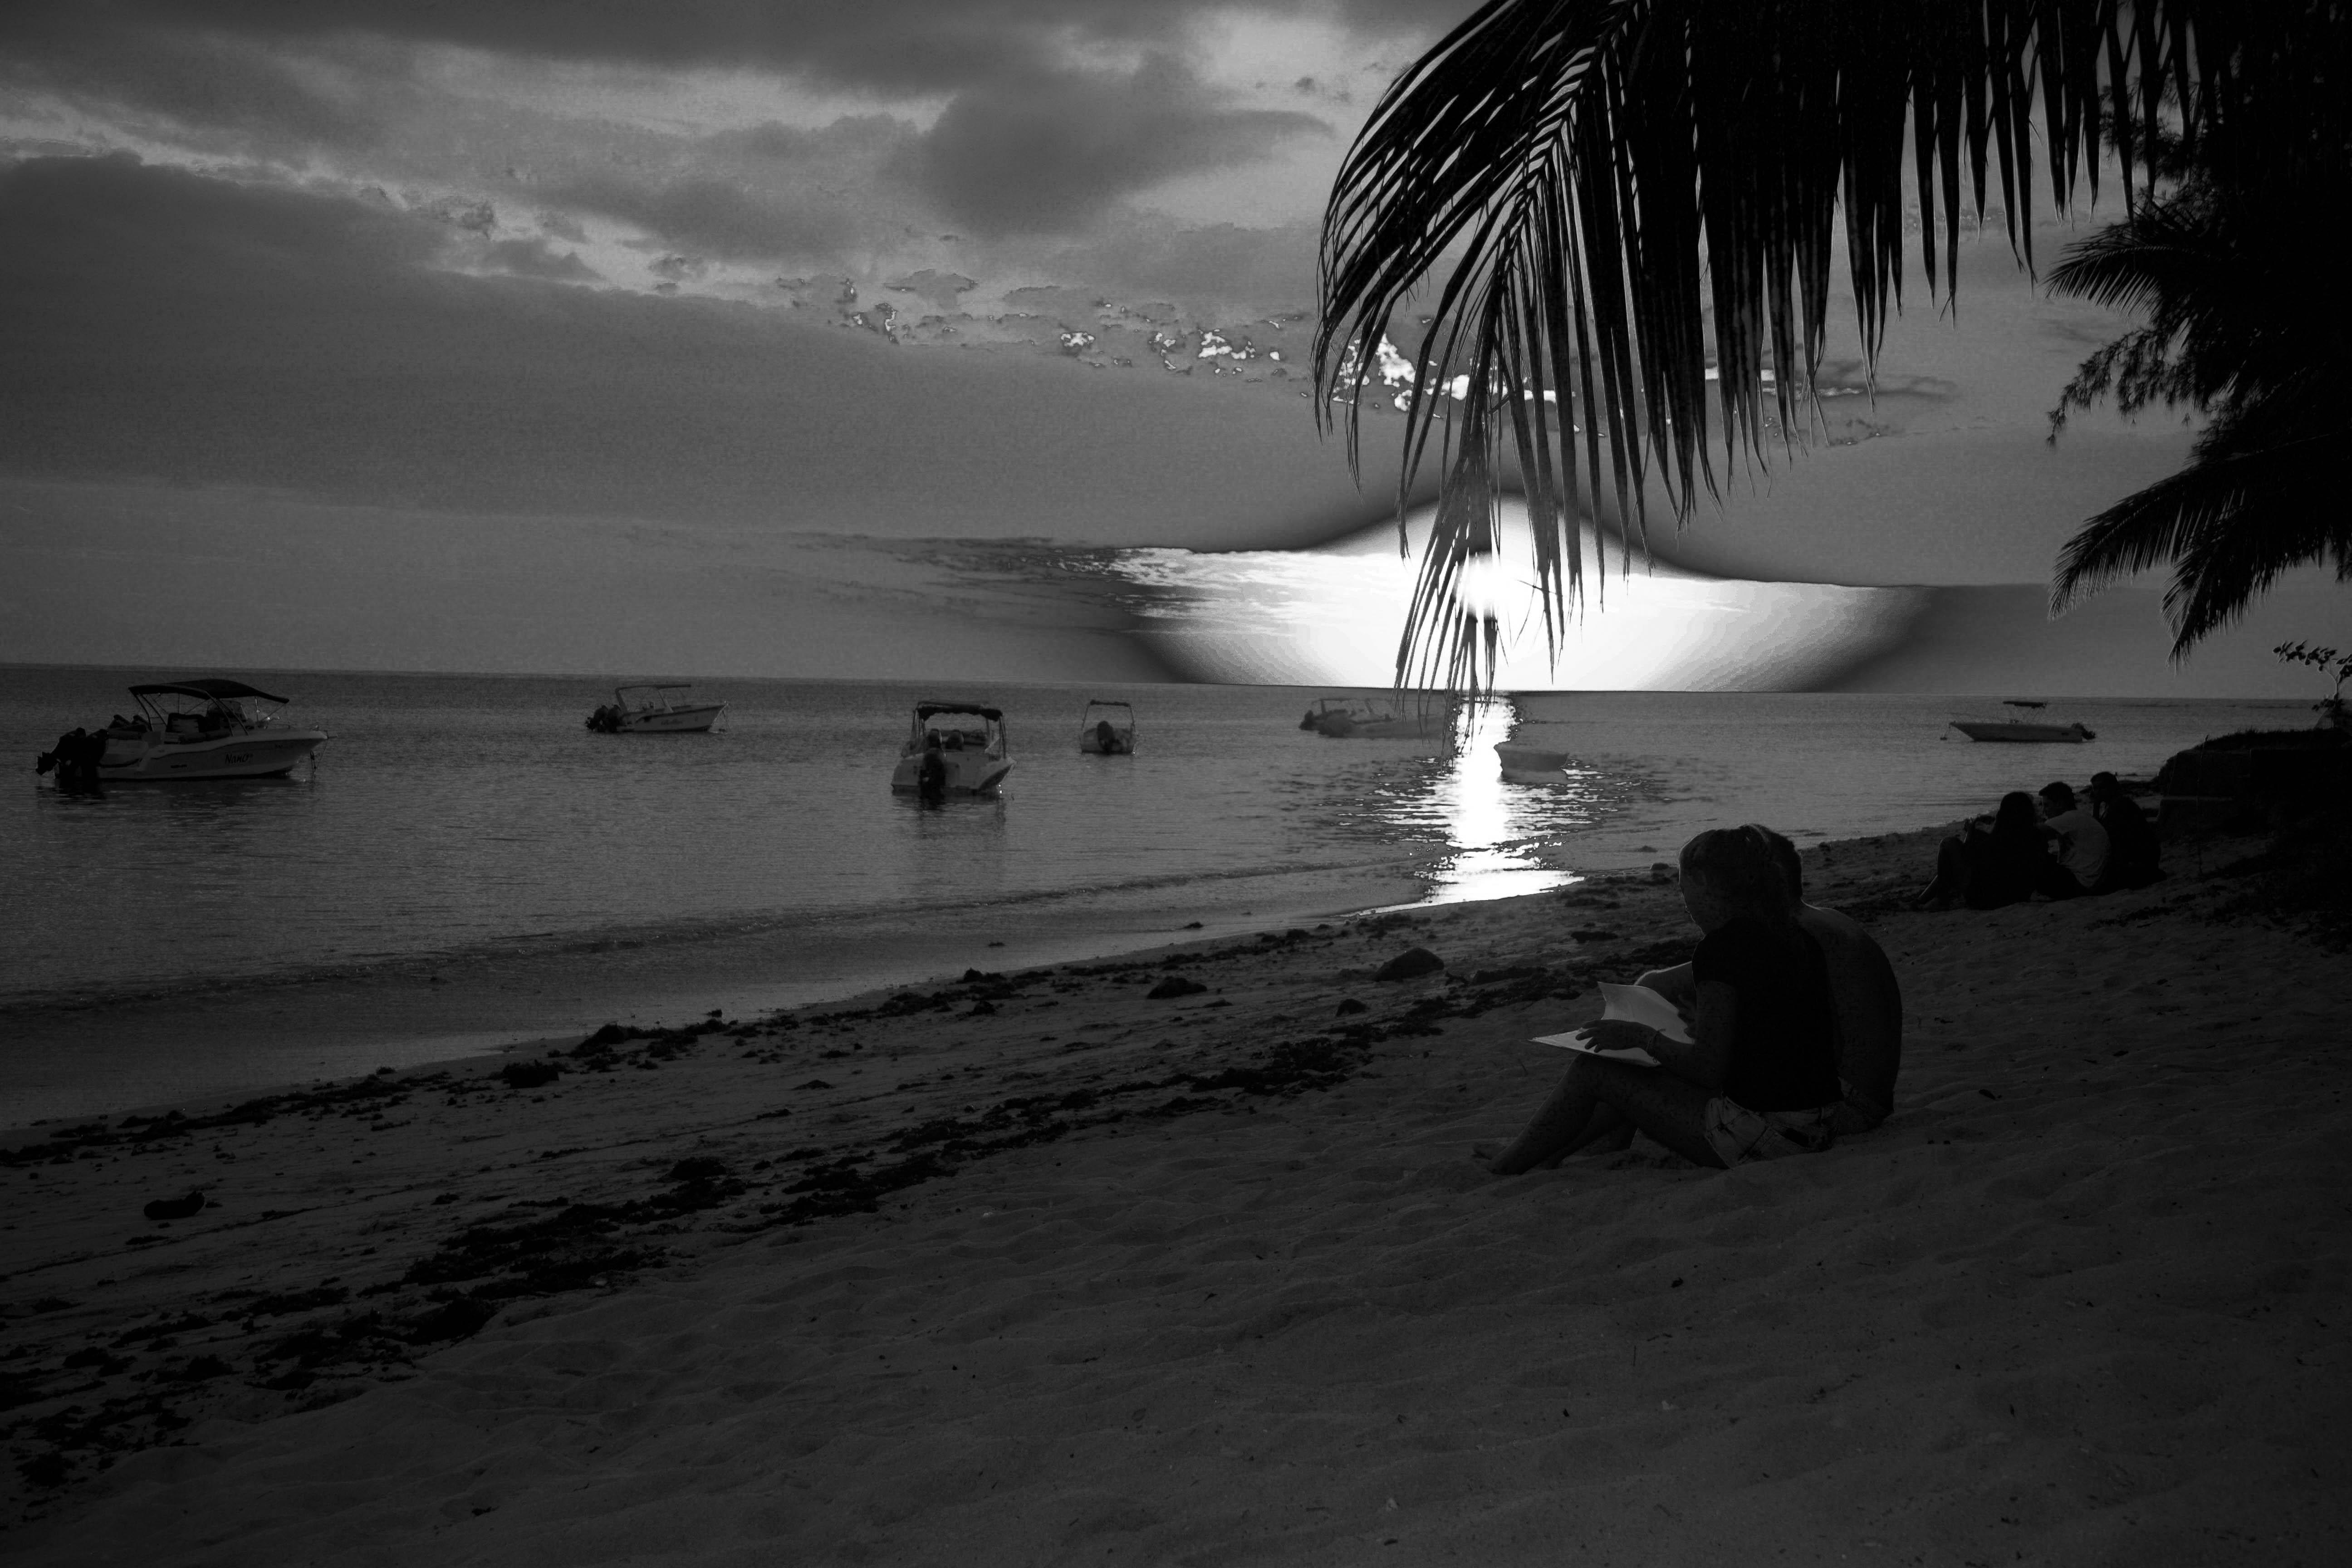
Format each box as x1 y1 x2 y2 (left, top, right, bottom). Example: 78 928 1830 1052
1702 1099 1837 1167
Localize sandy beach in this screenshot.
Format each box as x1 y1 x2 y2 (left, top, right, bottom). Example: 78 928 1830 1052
4 821 2346 1566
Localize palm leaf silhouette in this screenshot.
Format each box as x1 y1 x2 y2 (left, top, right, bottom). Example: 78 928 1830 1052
1315 0 2269 688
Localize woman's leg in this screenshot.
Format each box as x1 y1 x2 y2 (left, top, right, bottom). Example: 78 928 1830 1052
1489 1056 1725 1172
1487 1057 1609 1173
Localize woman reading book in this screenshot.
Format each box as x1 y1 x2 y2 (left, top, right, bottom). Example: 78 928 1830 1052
1485 826 1842 1173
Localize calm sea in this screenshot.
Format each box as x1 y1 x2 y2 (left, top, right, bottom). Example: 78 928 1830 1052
0 666 2305 1107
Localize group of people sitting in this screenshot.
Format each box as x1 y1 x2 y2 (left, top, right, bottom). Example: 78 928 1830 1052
1913 772 2161 910
1486 823 1901 1175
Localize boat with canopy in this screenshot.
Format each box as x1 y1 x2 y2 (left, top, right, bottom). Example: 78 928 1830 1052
43 679 330 783
890 701 1013 796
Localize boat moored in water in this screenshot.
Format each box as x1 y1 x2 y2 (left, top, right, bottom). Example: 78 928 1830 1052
37 679 329 784
891 701 1013 796
586 684 726 734
1494 742 1575 781
1078 700 1136 755
1949 719 2096 743
1298 696 1453 740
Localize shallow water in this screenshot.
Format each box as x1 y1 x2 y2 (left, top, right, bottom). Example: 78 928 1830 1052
5 669 2303 1013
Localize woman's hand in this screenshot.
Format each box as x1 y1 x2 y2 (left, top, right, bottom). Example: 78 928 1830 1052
1579 1019 1663 1056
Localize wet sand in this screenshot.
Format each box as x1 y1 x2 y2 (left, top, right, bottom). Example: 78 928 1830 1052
0 861 1429 1128
3 824 2346 1565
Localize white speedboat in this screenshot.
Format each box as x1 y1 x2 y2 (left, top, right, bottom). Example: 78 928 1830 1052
891 701 1013 796
1298 696 1452 739
1079 700 1136 755
586 684 725 734
54 679 329 783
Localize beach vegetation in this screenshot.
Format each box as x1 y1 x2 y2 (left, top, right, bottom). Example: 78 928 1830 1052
2272 640 2352 727
1314 1 2347 688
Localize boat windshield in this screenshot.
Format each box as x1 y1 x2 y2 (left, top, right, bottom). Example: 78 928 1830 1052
909 702 1004 750
615 684 696 710
127 683 285 729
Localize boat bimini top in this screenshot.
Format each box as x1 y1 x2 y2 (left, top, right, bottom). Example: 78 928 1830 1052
128 679 292 704
126 679 294 728
909 701 1007 752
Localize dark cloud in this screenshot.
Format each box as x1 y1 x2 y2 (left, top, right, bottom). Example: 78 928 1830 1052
4 1 1180 97
0 5 383 149
5 2 1460 112
720 115 914 164
0 152 440 286
903 54 1328 237
1042 218 1319 313
0 155 1392 548
552 174 857 262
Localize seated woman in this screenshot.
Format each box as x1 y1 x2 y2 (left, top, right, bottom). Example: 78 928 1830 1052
1913 791 2045 910
2087 771 2162 891
1485 826 1843 1173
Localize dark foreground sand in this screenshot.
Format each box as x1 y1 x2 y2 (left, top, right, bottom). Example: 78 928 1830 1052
3 826 2346 1566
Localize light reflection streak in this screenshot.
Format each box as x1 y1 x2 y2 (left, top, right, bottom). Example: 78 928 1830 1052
1365 698 1639 906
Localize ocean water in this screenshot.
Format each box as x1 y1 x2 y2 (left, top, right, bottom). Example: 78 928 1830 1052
2 668 2308 1016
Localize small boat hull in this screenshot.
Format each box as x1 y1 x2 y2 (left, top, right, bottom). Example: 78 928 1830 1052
1950 721 2095 744
1495 743 1573 781
98 730 328 781
891 752 1012 796
1303 701 1454 740
614 705 725 733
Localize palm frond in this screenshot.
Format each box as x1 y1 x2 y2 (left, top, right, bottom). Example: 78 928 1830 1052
1316 0 2252 690
2050 381 2350 653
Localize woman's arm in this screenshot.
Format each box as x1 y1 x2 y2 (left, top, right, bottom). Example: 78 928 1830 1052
1579 980 1733 1093
1635 961 1696 1007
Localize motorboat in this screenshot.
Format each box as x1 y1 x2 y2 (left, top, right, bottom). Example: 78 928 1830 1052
1079 700 1136 755
891 701 1013 796
1298 696 1453 740
1950 721 2095 742
586 683 726 734
1950 715 2097 743
39 679 329 784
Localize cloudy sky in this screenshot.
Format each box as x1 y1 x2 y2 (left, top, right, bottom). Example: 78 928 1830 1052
2 0 2340 691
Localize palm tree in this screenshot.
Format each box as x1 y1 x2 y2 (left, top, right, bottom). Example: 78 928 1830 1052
2046 55 2351 653
1314 0 2342 687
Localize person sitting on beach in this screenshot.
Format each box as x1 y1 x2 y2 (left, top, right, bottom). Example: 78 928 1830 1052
2087 771 2161 891
1914 791 2045 911
2034 780 2109 900
1639 826 1902 1135
1485 826 1842 1174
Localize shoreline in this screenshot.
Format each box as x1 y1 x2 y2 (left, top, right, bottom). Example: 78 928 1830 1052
5 817 2347 1563
0 860 1437 1131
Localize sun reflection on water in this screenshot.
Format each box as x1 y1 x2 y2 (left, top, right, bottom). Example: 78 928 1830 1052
1369 698 1635 906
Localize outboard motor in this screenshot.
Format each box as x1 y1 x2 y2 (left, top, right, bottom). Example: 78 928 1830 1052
36 729 105 792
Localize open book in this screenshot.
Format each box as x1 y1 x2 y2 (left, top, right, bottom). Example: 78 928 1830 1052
1530 982 1693 1068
